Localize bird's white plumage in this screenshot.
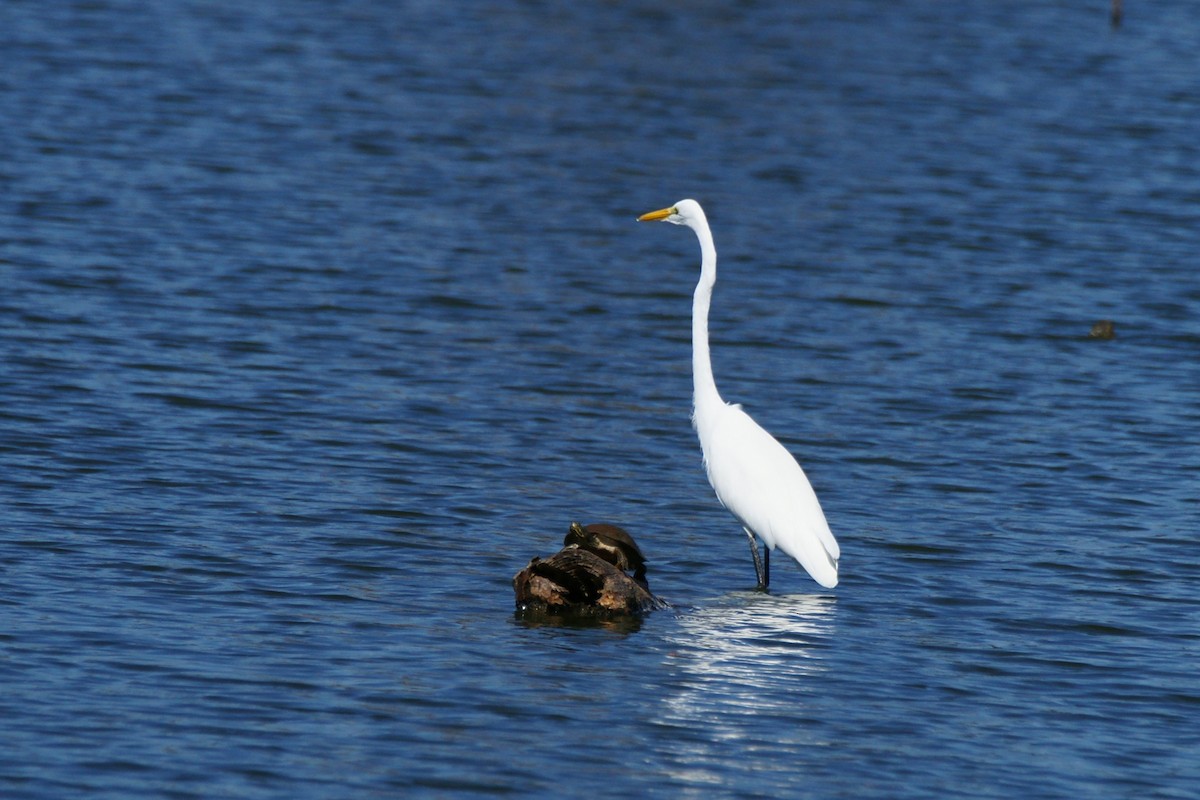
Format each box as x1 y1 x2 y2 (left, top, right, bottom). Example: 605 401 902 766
697 400 839 588
638 198 840 589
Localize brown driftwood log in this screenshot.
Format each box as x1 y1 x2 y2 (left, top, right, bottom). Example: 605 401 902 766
513 523 667 616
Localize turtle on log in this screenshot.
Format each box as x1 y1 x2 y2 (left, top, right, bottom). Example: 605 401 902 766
513 522 667 617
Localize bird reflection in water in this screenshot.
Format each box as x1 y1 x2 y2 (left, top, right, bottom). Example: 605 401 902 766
655 593 837 783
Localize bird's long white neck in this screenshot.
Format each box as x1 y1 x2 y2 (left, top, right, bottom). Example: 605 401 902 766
691 221 724 421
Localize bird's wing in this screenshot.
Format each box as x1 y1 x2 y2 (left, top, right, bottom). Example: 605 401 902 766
700 403 839 587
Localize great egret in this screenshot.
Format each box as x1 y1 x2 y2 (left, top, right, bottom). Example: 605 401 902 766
637 199 840 590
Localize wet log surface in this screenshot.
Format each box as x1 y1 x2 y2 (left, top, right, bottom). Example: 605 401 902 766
513 523 668 618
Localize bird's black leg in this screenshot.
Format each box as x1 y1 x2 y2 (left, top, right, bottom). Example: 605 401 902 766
763 546 770 590
745 528 767 591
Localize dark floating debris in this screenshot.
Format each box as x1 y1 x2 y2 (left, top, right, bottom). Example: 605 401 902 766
513 522 668 619
1089 319 1116 339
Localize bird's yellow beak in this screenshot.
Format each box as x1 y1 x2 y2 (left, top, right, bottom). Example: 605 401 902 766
637 206 675 222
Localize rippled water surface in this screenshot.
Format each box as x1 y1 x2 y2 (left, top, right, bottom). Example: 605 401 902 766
3 1 1199 797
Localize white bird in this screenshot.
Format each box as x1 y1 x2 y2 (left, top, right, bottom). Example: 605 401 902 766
637 199 840 589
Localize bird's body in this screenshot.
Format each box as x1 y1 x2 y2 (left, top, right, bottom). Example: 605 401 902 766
696 395 839 588
638 199 840 589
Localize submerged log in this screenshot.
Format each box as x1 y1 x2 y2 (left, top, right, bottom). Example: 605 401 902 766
514 522 667 617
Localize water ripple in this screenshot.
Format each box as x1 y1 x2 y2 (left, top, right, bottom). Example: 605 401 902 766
3 1 1200 798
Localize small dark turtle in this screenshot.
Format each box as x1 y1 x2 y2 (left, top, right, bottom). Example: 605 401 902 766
513 522 666 618
565 522 647 587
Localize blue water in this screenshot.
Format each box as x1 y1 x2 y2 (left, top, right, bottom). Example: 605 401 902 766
3 1 1199 797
